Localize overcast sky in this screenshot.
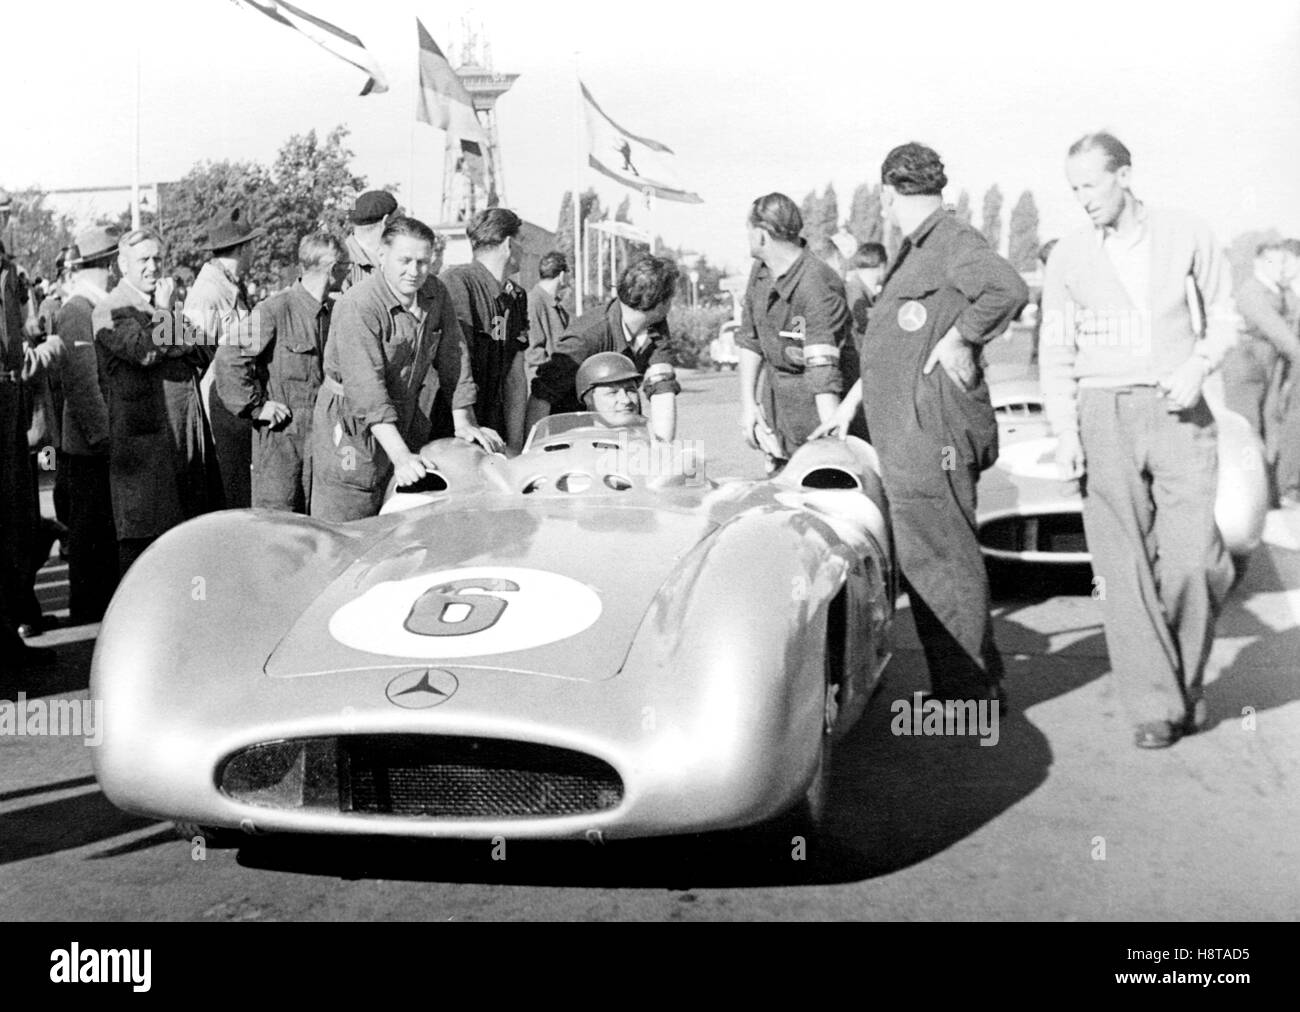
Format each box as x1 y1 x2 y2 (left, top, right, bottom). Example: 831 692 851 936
3 0 1298 274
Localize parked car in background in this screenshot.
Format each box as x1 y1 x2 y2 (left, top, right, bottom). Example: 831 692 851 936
709 320 740 370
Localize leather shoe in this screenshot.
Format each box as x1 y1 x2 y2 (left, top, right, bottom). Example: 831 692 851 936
1134 720 1181 749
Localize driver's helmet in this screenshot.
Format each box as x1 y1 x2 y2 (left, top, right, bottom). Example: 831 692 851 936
575 352 641 406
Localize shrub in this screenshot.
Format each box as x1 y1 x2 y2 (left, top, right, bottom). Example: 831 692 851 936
667 304 732 369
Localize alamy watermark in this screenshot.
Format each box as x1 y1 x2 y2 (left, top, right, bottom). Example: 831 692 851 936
0 693 104 746
152 306 261 349
890 692 999 746
595 431 704 479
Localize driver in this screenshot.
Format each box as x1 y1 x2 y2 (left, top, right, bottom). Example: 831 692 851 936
575 352 645 427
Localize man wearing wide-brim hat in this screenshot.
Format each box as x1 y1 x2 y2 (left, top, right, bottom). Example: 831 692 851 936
186 206 265 509
56 227 122 621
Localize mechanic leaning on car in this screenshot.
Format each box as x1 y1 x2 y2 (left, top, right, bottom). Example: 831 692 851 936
526 254 682 442
815 142 1028 706
737 192 852 471
308 216 503 522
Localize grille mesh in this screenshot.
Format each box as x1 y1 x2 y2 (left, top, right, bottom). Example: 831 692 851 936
344 736 623 818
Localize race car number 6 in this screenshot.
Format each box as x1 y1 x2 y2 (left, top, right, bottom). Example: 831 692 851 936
328 567 604 659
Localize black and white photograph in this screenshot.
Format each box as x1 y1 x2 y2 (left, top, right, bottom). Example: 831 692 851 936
0 0 1295 956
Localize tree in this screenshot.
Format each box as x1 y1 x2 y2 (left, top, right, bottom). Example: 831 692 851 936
981 184 1004 252
1007 190 1041 271
1 189 76 278
953 189 973 226
847 183 883 245
798 190 819 242
96 125 375 290
555 187 606 308
818 183 840 242
614 196 632 224
263 126 371 280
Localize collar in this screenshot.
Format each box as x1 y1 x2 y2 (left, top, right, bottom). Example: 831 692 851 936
71 278 110 304
1253 263 1282 295
208 258 244 291
346 233 378 270
376 271 431 316
771 248 811 302
905 206 949 247
1097 200 1149 247
118 278 154 308
470 257 504 298
289 281 327 314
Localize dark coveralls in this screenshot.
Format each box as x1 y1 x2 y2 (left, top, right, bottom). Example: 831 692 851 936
309 272 477 522
0 253 36 643
57 292 119 622
439 261 529 437
737 249 851 457
859 208 1028 697
215 283 330 513
531 299 681 415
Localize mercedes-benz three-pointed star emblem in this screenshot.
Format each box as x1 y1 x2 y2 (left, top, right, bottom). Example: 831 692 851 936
385 668 459 709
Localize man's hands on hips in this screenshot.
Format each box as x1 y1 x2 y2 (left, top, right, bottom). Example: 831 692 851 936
1158 355 1210 412
923 327 979 390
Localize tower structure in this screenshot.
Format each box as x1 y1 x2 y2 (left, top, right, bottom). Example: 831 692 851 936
439 24 519 223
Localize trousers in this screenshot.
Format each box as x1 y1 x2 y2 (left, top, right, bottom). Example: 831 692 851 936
1078 387 1233 723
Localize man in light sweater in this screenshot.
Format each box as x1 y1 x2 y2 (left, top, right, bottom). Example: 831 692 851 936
1040 132 1238 750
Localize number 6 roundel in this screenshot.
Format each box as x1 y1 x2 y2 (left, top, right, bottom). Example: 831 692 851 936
328 567 603 659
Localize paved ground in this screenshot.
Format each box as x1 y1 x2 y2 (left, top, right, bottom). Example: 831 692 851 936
2 344 1298 921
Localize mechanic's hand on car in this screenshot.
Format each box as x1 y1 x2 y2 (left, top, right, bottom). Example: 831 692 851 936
923 327 978 391
1055 429 1086 485
456 424 505 453
392 450 428 488
807 400 855 442
1158 355 1210 413
256 400 292 428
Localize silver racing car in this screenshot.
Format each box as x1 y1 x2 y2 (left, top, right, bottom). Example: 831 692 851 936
976 377 1268 570
91 415 896 844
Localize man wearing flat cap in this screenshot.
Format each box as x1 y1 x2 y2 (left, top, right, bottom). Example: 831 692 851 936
56 228 120 619
814 142 1028 708
342 190 399 293
187 206 264 508
95 227 222 574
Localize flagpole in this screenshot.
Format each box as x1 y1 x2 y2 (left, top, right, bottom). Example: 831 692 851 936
132 37 142 231
409 23 417 219
573 52 584 311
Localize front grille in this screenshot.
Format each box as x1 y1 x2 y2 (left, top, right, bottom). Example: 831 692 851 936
342 736 623 818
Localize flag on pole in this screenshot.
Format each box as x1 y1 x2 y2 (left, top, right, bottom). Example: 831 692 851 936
580 82 702 204
416 19 490 188
235 0 389 95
